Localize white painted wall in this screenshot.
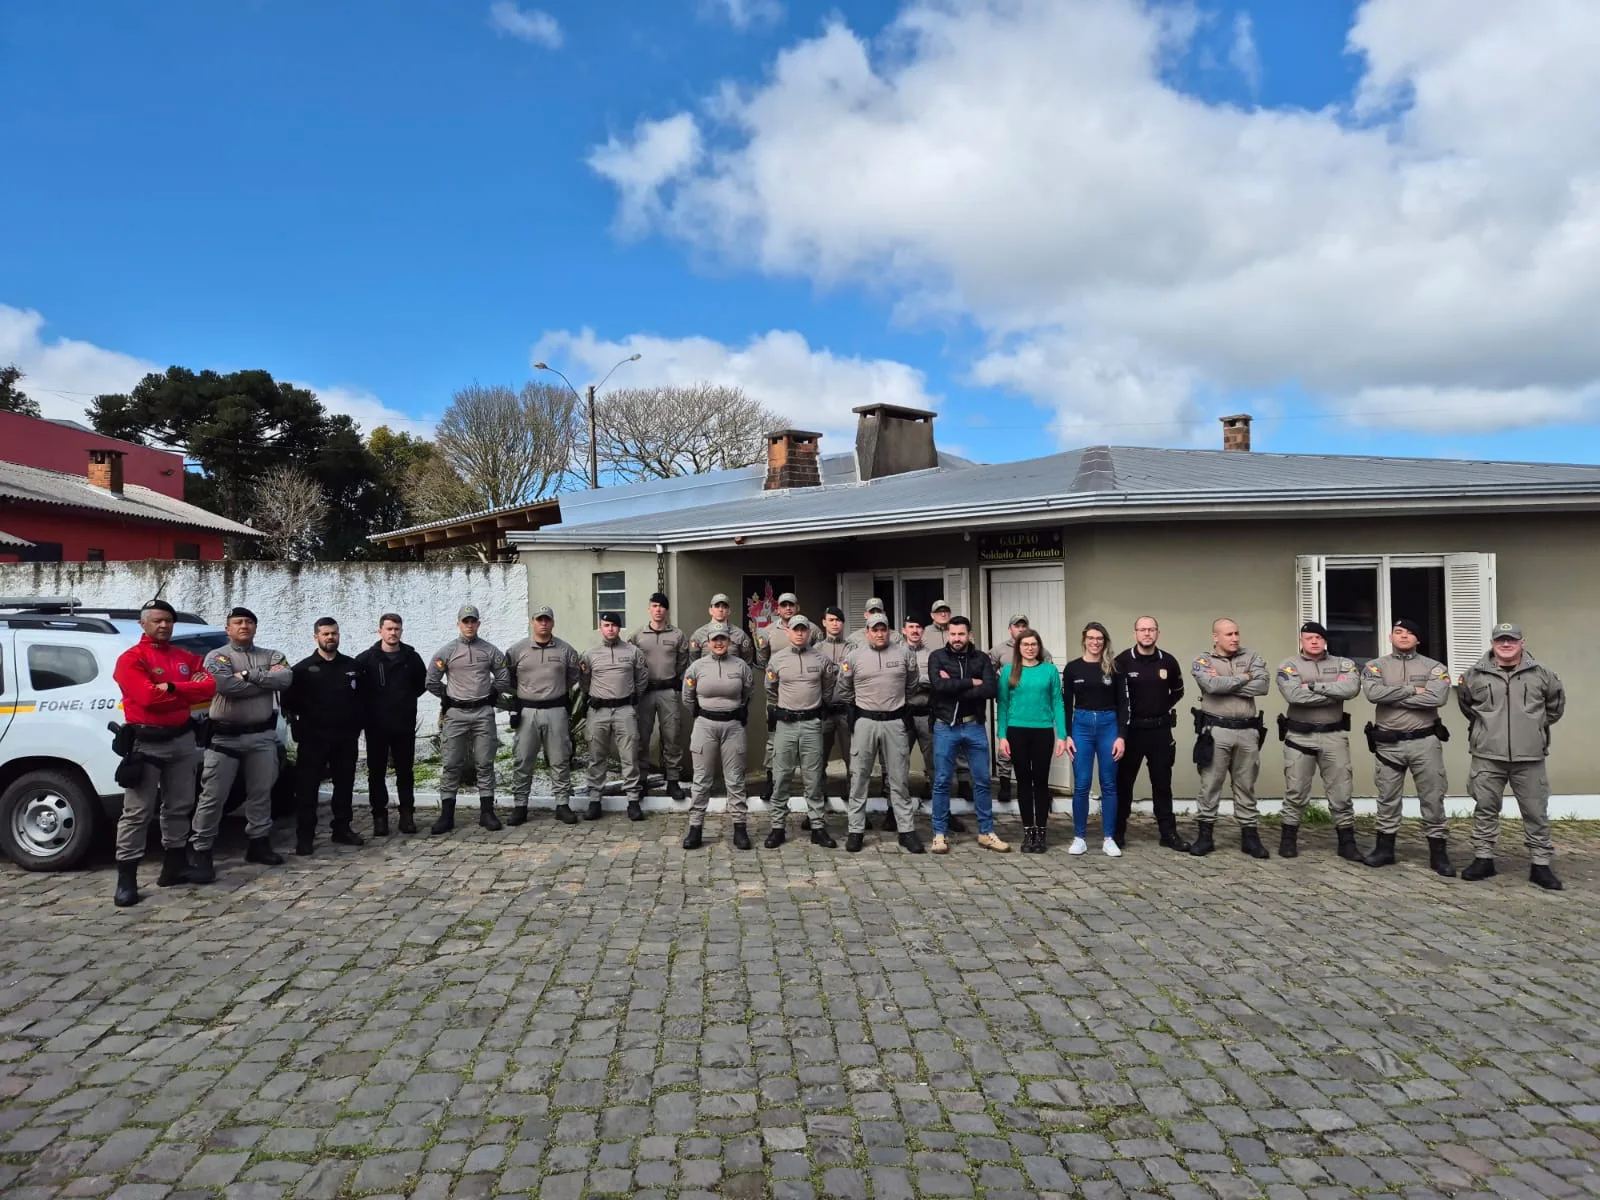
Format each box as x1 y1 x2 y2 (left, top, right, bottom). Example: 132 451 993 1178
0 560 528 731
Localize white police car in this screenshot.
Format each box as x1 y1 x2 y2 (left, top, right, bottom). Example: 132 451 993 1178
0 597 291 871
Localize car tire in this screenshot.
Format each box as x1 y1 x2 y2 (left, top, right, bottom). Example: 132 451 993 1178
0 769 102 872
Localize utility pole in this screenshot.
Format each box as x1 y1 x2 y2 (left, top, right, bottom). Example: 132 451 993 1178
534 353 640 492
586 385 598 489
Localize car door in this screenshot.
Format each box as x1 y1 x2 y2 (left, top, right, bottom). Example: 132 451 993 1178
12 630 123 794
0 630 19 746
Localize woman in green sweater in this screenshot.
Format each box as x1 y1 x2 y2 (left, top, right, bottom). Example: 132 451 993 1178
997 630 1067 852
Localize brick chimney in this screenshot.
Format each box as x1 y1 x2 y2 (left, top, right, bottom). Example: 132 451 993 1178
87 448 126 493
854 404 938 481
1220 413 1252 452
764 429 823 490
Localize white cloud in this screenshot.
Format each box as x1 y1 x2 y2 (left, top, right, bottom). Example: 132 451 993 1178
0 303 423 437
703 0 784 30
587 0 1600 443
1229 11 1261 94
531 327 937 442
487 2 562 48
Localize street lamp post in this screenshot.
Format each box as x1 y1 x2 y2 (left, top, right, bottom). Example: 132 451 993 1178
534 354 642 489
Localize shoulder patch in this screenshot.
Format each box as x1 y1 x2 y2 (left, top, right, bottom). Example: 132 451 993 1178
765 669 777 683
1365 661 1382 674
1279 665 1297 676
1455 674 1465 686
1339 659 1354 670
214 654 230 665
840 662 853 675
1430 665 1449 678
1195 657 1209 666
685 675 697 688
435 658 446 668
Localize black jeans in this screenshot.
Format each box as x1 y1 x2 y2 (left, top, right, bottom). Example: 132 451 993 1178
1116 724 1177 841
366 725 416 813
295 732 359 840
1008 726 1056 826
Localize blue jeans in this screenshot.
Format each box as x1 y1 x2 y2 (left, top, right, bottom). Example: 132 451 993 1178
1071 709 1119 839
933 720 993 835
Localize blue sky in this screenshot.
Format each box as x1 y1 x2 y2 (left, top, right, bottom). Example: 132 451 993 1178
4 0 1599 466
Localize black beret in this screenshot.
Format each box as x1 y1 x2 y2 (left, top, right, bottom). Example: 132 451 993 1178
228 606 258 622
1393 618 1422 637
648 592 670 607
824 606 845 620
141 599 175 616
599 611 622 625
1300 621 1329 637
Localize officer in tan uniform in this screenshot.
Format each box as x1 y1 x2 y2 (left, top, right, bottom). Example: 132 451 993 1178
838 614 924 854
846 597 905 650
681 623 754 850
1359 618 1454 874
424 605 511 835
1275 621 1361 862
630 592 691 801
923 600 954 652
816 607 854 810
690 593 755 664
1457 622 1566 890
579 612 651 821
763 615 838 849
755 591 819 801
504 606 581 826
1189 617 1270 859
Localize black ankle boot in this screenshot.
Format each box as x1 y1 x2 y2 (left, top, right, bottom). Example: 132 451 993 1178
879 809 899 833
430 798 456 835
1530 863 1563 891
682 824 704 849
1336 826 1363 862
732 823 751 850
1278 824 1299 859
158 847 196 887
246 837 284 866
585 800 603 821
898 832 926 854
554 804 578 825
507 806 528 827
371 810 390 837
665 780 685 802
1240 826 1270 859
186 847 216 884
1363 831 1397 868
113 860 140 908
479 799 503 831
1189 820 1215 856
398 806 417 835
764 827 786 849
626 801 644 822
1157 819 1191 853
810 825 837 849
1426 836 1455 877
1461 856 1497 881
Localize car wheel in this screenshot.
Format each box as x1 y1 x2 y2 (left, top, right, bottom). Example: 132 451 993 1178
0 769 102 871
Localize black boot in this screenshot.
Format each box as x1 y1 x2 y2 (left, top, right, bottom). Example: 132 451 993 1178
1530 863 1564 891
296 835 314 856
898 831 926 854
479 800 503 831
1279 824 1299 859
113 860 140 908
810 824 837 849
682 824 704 850
398 805 417 835
759 777 774 803
507 806 528 827
186 847 216 884
1336 826 1363 862
1240 826 1271 859
331 825 364 846
158 847 196 887
585 799 604 821
1036 824 1048 852
246 837 284 866
666 780 685 802
1461 856 1497 881
846 832 864 853
554 804 578 825
732 823 751 851
1020 826 1038 854
626 801 644 822
1363 831 1397 868
1157 818 1191 853
997 777 1012 805
1189 820 1215 856
372 810 390 837
879 808 899 833
1427 836 1455 877
800 814 812 831
764 827 786 849
430 798 456 835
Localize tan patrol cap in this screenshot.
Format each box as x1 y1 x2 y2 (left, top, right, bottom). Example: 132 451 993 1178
866 613 889 628
1491 621 1523 640
532 605 554 619
777 592 799 605
931 598 951 612
710 593 731 605
865 597 885 611
788 614 812 630
458 604 481 621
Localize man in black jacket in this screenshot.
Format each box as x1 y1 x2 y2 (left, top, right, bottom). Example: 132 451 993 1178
927 616 999 844
1113 615 1188 851
356 613 428 835
284 617 369 856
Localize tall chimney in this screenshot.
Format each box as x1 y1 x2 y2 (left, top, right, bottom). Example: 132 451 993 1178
87 448 126 493
1220 414 1252 452
853 404 938 481
764 429 823 491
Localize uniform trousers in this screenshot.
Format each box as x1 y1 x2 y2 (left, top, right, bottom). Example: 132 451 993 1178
689 715 747 825
1468 757 1555 865
820 706 853 797
440 706 498 801
513 706 573 805
1115 725 1176 843
116 730 200 861
847 717 915 835
1372 733 1448 838
194 729 278 850
770 718 825 829
635 687 683 782
295 731 359 841
1282 729 1354 829
586 703 642 802
1196 724 1261 827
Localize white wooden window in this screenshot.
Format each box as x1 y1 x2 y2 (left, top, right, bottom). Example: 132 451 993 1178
837 568 952 635
592 571 626 627
1294 553 1495 681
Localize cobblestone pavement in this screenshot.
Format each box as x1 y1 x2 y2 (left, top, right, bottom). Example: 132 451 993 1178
1 814 1597 1200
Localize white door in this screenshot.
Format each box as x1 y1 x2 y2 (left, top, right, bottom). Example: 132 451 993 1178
986 565 1069 787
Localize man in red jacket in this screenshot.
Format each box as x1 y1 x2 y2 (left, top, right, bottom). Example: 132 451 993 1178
110 599 216 908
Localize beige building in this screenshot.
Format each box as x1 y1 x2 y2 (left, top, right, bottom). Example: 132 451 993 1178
508 407 1600 806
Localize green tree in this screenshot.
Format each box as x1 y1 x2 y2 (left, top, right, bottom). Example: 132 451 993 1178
0 363 41 419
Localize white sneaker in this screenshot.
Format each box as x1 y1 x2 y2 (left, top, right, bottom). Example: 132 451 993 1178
1103 838 1122 858
1068 837 1088 855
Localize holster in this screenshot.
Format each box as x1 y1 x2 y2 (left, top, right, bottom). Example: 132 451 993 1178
1193 731 1214 769
1275 713 1288 743
1284 737 1320 757
191 714 212 749
108 721 134 759
1363 721 1378 755
1254 715 1268 749
114 752 154 788
508 710 522 730
766 709 777 734
1435 720 1450 743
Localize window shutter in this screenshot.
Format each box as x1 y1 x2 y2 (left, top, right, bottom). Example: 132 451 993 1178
839 572 875 635
1444 552 1496 683
943 567 970 623
1294 555 1325 629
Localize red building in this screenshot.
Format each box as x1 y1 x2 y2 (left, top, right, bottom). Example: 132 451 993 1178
0 413 255 562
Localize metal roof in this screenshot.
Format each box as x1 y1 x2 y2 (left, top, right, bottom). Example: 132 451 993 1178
370 496 564 548
0 527 35 548
0 459 258 536
511 444 1600 549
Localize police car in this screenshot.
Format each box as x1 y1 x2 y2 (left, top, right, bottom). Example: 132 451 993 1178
0 597 291 871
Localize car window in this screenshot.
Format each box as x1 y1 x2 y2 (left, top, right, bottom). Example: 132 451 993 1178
171 633 228 656
28 645 100 691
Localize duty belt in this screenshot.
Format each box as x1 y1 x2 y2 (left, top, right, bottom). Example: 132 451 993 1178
518 697 566 710
1199 713 1257 730
588 695 636 710
1373 725 1441 743
773 706 823 722
446 695 494 712
854 706 907 721
695 707 744 723
646 679 679 692
126 722 192 743
1127 711 1177 730
1283 714 1349 734
211 716 276 737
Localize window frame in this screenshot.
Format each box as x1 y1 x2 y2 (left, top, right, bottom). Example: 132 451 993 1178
26 643 101 692
173 542 201 561
592 571 627 628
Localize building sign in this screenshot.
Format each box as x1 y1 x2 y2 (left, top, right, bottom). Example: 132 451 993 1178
977 529 1063 563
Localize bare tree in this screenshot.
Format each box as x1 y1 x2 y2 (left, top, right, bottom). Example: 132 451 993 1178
251 465 327 561
585 382 786 482
435 382 577 509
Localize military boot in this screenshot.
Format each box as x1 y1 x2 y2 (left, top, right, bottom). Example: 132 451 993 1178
113 860 140 908
997 777 1012 805
626 801 644 822
158 847 196 887
397 805 417 834
430 798 456 835
1530 863 1564 891
1363 831 1397 868
1240 826 1271 859
1189 820 1215 856
665 780 685 802
1426 836 1455 877
372 809 390 836
732 823 752 850
186 847 217 884
507 805 528 827
585 799 603 821
764 826 786 849
810 824 837 849
1461 856 1497 881
681 824 704 850
479 799 503 831
246 837 284 866
1278 823 1299 859
1336 826 1363 862
554 804 578 825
